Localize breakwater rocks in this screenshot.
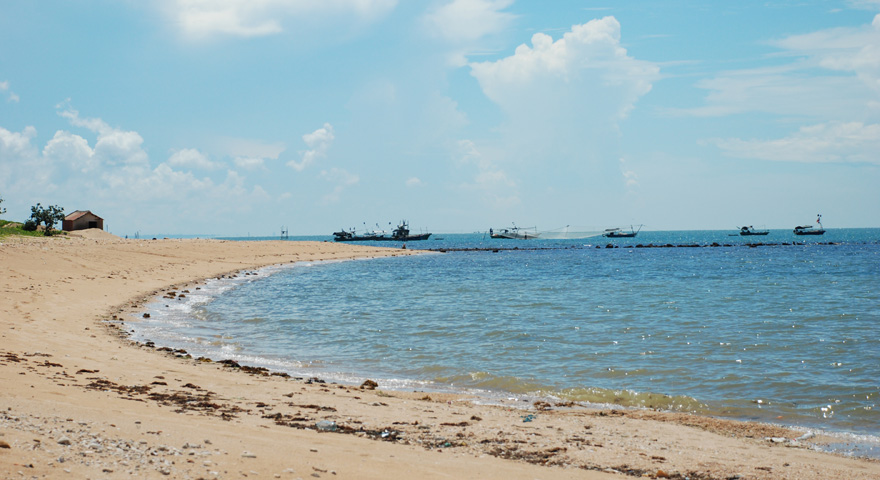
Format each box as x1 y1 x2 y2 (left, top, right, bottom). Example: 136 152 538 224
596 241 840 249
428 241 841 253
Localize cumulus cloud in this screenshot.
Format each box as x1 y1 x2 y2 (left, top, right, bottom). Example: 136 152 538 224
168 148 218 170
319 167 359 204
0 126 56 195
0 81 19 103
288 123 334 171
405 177 424 187
0 125 37 160
470 17 659 121
712 121 880 165
56 104 149 167
1 105 272 232
468 15 659 167
167 0 398 38
43 131 96 173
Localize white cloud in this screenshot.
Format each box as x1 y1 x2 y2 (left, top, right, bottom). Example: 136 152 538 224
168 148 218 170
288 123 334 171
57 104 149 167
682 14 880 118
319 167 358 204
217 137 286 159
424 0 515 42
0 126 56 196
454 139 518 207
455 139 513 187
234 156 265 170
619 157 638 188
405 177 424 187
775 13 880 95
0 81 19 103
43 131 96 173
1 105 274 232
0 125 37 159
423 0 516 66
167 0 398 38
470 17 659 121
712 121 880 165
680 68 871 118
469 15 659 162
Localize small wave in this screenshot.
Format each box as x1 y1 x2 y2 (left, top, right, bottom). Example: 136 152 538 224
545 386 708 412
434 372 549 394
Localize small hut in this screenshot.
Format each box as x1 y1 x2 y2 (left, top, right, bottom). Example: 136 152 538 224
63 210 104 232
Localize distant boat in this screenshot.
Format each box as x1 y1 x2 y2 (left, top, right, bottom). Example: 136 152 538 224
603 225 643 238
739 225 769 236
334 220 431 242
490 224 540 240
794 215 825 236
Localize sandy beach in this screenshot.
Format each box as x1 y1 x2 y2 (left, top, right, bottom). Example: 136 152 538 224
1 232 878 480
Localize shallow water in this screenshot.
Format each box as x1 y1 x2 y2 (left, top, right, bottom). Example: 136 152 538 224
132 229 880 456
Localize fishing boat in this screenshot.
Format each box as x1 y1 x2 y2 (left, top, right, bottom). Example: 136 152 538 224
390 220 431 241
739 225 769 236
490 225 540 240
603 225 643 238
333 220 431 242
794 215 825 236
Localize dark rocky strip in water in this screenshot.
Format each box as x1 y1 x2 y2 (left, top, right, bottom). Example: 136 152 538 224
427 242 841 252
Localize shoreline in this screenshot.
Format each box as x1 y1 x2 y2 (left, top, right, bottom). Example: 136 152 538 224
127 258 879 450
2 233 879 479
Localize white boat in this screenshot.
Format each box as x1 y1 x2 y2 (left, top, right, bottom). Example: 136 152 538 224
489 225 541 240
739 226 769 236
602 225 643 238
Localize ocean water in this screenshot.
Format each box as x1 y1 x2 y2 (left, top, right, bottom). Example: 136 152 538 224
132 229 880 455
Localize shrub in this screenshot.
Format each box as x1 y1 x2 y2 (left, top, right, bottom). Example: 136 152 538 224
22 219 38 231
29 203 65 236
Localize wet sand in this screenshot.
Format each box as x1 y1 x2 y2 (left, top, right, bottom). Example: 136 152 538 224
1 231 878 479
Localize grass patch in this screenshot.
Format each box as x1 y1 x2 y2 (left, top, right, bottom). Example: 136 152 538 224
0 219 57 238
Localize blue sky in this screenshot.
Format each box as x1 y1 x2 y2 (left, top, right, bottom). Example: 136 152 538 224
2 0 879 236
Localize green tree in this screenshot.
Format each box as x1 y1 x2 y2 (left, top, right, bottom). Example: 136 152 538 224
0 193 6 215
29 203 65 236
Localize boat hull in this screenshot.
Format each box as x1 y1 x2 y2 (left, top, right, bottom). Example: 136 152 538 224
490 233 540 240
333 220 430 242
603 233 637 238
334 233 431 242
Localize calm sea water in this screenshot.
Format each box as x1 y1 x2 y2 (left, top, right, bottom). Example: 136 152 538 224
132 229 880 455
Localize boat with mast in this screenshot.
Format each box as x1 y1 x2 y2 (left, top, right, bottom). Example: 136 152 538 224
794 215 825 235
738 225 769 236
602 224 643 238
333 220 431 242
489 224 541 240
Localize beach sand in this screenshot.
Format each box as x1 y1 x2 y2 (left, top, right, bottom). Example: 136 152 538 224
1 232 877 479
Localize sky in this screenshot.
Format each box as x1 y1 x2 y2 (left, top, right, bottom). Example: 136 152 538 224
2 0 880 236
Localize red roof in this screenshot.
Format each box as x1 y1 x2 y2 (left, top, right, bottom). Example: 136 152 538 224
64 210 103 221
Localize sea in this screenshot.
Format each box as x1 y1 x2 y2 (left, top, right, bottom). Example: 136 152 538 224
130 228 880 458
